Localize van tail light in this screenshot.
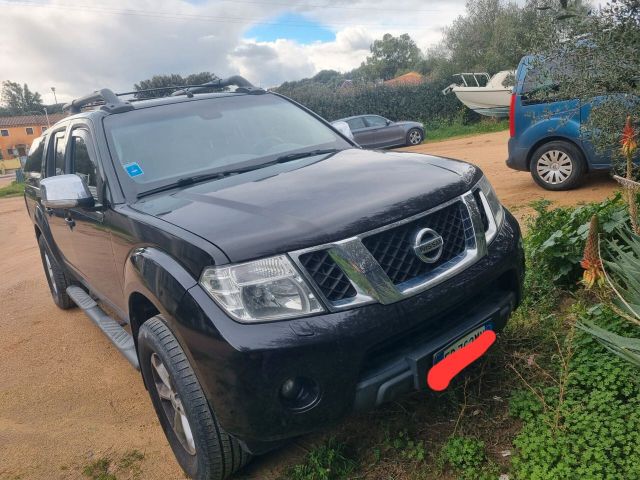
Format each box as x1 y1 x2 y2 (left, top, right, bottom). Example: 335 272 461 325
509 94 516 138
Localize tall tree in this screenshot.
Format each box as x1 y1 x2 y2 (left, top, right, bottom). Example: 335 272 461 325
424 0 589 81
1 81 44 115
133 72 218 99
357 33 422 81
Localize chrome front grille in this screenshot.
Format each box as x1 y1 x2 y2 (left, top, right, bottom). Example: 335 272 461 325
289 190 489 311
361 201 471 286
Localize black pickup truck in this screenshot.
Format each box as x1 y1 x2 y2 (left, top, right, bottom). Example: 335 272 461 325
23 76 524 480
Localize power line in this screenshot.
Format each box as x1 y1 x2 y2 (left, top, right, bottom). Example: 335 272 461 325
1 0 443 28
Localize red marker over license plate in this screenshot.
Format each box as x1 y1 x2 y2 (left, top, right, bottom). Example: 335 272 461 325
427 330 497 391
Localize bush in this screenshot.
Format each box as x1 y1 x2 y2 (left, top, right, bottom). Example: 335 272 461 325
525 195 628 289
275 81 464 124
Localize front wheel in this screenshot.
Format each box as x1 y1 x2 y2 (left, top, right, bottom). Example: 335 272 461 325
138 316 251 480
37 236 74 309
406 128 424 146
530 141 585 191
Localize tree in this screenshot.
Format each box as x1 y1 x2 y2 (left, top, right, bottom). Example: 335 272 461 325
530 0 639 169
133 72 218 99
1 81 44 115
357 33 422 81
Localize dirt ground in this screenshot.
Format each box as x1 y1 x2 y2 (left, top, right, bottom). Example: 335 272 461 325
0 131 617 480
402 130 617 224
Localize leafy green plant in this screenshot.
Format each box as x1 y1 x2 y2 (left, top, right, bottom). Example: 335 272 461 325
439 436 498 480
525 195 628 287
386 429 427 462
283 438 357 480
510 304 640 479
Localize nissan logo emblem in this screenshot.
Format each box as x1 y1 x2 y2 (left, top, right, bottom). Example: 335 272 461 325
413 228 444 264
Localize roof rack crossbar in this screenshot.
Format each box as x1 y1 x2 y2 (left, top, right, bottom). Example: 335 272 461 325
171 75 260 96
63 88 134 114
116 85 195 97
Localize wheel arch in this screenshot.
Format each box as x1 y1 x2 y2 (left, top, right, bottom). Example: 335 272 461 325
123 246 198 347
128 292 160 344
526 136 588 172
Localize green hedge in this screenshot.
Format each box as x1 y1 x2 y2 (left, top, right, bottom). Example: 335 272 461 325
275 81 473 125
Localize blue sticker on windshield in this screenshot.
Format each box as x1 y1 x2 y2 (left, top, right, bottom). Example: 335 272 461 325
124 162 143 178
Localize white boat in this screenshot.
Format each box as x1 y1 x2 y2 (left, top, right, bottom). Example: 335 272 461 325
442 71 514 118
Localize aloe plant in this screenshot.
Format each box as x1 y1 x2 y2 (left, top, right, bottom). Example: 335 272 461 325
602 229 640 323
578 228 640 366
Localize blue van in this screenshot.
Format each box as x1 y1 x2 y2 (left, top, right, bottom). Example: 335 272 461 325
507 55 608 190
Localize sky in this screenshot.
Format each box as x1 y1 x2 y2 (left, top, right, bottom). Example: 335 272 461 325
0 0 468 103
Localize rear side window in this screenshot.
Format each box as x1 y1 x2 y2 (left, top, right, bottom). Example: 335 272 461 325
24 137 44 184
53 133 66 175
346 117 366 130
70 132 99 199
522 57 576 102
364 116 387 127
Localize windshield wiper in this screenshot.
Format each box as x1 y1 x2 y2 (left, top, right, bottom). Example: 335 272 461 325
271 148 341 164
138 149 341 198
138 172 230 197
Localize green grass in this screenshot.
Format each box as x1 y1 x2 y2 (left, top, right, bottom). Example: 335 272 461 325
423 119 509 143
0 181 25 198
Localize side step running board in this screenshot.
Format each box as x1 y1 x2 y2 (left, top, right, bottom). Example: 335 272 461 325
66 286 139 370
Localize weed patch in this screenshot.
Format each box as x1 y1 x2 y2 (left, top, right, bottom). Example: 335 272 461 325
81 450 145 480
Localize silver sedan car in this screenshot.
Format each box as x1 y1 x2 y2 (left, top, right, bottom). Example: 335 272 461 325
333 114 425 148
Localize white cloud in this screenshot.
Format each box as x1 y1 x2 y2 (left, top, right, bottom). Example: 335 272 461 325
0 0 467 102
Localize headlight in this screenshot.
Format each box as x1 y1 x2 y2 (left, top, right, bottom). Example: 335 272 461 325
200 255 325 322
477 176 504 243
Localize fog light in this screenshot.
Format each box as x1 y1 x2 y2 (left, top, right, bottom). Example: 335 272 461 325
279 377 320 411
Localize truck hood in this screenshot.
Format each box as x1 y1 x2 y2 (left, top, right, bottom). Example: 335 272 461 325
131 148 481 263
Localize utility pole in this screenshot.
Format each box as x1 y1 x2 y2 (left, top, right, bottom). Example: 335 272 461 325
51 87 58 105
43 107 50 128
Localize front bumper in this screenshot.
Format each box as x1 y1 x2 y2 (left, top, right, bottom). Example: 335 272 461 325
174 211 524 454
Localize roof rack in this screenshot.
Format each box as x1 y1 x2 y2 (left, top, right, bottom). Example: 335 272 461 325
63 88 134 114
64 76 263 114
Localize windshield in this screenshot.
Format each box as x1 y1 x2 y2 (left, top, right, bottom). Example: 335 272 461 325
104 93 351 191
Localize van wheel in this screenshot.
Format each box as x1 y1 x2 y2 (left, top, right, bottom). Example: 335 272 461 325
530 141 585 191
38 236 74 309
138 316 251 480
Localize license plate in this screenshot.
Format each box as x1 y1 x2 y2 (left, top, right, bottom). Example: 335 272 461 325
433 322 494 365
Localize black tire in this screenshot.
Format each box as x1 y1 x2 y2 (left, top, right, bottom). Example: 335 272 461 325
37 235 74 309
406 128 424 146
530 141 586 191
138 316 251 480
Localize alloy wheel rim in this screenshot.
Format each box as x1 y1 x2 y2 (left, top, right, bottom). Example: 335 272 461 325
409 131 422 144
44 253 57 295
150 353 196 455
536 150 573 184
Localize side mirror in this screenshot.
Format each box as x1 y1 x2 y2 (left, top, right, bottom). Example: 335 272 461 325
386 119 392 125
40 174 95 209
331 121 355 141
